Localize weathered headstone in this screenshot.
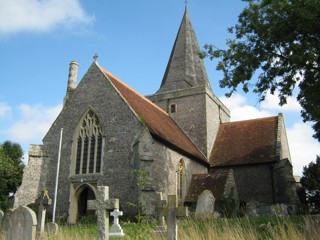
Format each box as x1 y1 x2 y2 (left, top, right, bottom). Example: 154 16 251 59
246 200 260 217
271 203 288 216
2 209 13 239
87 186 119 240
9 205 37 240
45 222 59 235
0 209 4 231
304 214 320 240
195 190 215 219
161 195 188 240
35 189 52 234
109 208 125 237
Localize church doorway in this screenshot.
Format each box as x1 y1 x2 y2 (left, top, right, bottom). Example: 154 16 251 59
77 187 96 219
68 183 97 223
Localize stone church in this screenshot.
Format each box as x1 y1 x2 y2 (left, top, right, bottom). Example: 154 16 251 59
15 8 300 222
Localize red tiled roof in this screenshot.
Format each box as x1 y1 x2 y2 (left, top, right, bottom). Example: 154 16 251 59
99 66 207 163
209 116 278 166
185 169 230 202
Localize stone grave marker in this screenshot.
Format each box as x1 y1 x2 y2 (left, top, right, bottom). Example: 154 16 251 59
2 209 13 238
304 214 320 240
87 186 119 240
153 192 167 236
45 222 59 235
246 200 260 217
10 205 37 240
0 209 4 231
35 189 52 234
161 195 189 240
195 190 215 219
109 208 125 237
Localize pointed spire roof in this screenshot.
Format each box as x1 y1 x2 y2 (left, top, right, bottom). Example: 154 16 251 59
157 8 212 93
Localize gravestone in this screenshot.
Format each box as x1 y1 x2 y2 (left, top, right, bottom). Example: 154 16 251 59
304 214 320 240
153 192 167 237
195 190 215 219
109 209 125 237
160 195 189 240
2 209 13 238
246 200 260 217
0 209 3 230
45 222 59 235
35 189 52 234
9 205 37 240
271 204 288 216
87 186 119 240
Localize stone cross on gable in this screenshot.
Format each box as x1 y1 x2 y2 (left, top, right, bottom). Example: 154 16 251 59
35 189 52 234
159 194 189 240
87 186 119 240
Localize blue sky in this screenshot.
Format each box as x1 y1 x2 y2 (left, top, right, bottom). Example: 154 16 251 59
0 0 319 176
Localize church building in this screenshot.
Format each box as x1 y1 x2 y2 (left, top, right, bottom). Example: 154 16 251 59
15 8 300 222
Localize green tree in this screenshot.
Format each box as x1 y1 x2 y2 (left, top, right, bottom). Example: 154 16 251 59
204 0 320 141
301 156 320 214
0 141 24 210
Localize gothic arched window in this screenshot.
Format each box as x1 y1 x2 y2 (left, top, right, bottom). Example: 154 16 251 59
177 159 185 200
74 110 103 175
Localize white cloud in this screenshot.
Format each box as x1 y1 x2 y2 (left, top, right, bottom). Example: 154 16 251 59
261 91 301 112
0 102 11 118
287 123 319 176
220 93 272 121
6 103 62 142
0 0 93 35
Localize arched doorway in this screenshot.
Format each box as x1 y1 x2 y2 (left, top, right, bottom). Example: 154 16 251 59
77 187 96 219
68 184 97 223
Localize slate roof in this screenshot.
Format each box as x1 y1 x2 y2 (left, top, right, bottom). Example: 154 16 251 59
185 169 230 202
99 66 207 164
157 8 212 93
209 116 278 167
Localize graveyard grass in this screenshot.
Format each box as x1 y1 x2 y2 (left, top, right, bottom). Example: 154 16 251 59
0 215 306 240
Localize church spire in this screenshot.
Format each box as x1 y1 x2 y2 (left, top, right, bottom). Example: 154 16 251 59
157 8 212 93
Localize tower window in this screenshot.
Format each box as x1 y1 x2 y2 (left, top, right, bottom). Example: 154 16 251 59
170 104 177 113
74 110 103 175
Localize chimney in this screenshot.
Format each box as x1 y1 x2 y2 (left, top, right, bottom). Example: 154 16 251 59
67 61 79 92
64 61 79 106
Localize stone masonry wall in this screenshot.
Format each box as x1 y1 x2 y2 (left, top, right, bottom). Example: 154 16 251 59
42 63 146 216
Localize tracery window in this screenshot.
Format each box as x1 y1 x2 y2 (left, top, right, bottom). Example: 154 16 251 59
176 159 185 200
75 110 103 175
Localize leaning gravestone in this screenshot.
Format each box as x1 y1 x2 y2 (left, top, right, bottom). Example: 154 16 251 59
304 214 320 240
195 190 215 219
10 205 37 240
87 186 119 240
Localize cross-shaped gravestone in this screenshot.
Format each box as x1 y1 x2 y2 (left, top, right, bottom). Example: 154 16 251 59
161 195 189 240
87 186 119 240
35 189 52 234
109 209 125 237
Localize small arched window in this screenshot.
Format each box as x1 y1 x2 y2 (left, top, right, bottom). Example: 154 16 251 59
176 159 185 200
74 110 103 175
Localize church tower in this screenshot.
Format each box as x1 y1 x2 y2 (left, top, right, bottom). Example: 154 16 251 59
148 8 230 157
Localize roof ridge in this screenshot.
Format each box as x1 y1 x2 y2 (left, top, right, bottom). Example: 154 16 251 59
100 66 170 116
223 115 278 125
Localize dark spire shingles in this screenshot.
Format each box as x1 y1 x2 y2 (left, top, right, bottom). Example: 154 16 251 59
157 8 212 93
